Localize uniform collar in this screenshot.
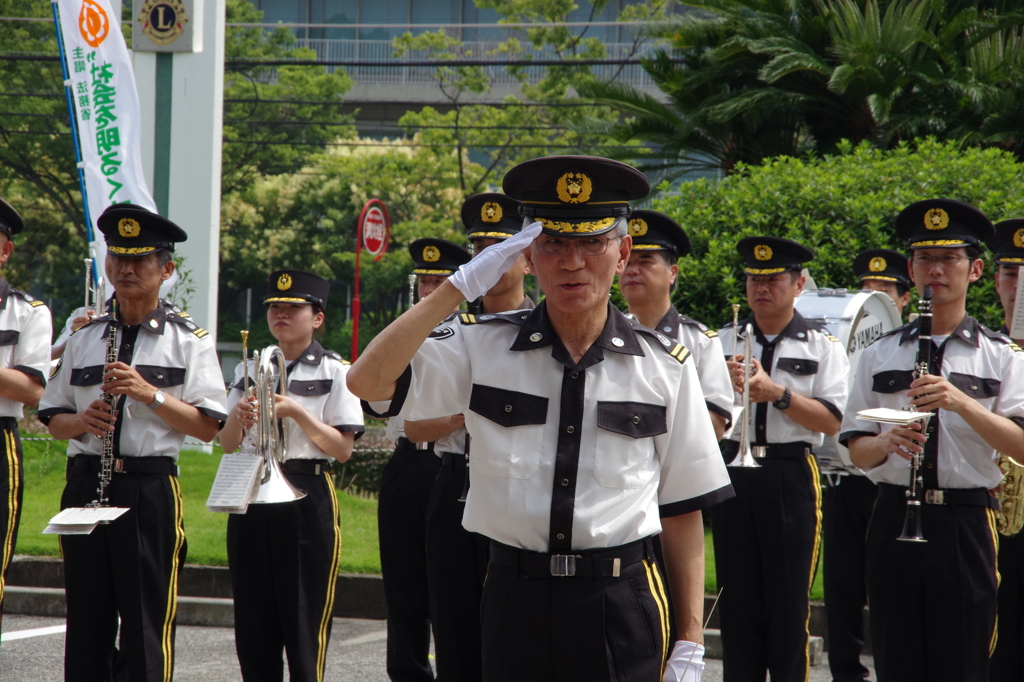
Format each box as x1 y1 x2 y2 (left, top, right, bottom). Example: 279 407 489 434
138 303 169 334
0 277 9 311
654 304 682 338
511 301 644 362
292 340 326 366
899 314 981 348
748 309 814 345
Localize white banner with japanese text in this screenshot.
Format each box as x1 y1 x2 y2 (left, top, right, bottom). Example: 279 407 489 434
56 0 157 270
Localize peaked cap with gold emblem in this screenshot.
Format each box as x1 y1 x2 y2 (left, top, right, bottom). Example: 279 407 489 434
264 269 329 310
97 203 188 256
0 197 24 237
409 238 471 276
502 155 650 237
853 248 910 288
461 193 523 241
895 198 993 250
626 210 691 257
989 220 1024 265
737 236 813 276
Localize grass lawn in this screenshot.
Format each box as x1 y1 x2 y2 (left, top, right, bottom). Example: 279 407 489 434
16 440 827 596
15 440 381 574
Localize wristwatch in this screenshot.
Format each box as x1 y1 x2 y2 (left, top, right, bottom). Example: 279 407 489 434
148 390 166 410
772 387 793 411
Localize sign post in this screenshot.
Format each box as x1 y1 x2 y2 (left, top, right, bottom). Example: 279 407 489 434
352 199 390 361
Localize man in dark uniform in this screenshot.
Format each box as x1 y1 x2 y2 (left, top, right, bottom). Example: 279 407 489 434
374 238 470 682
715 236 849 682
988 218 1024 682
821 248 912 682
0 198 52 637
618 210 732 440
841 199 1024 682
350 156 735 682
39 204 226 682
405 193 534 682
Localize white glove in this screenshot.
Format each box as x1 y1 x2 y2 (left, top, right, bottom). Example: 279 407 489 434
662 640 705 682
448 221 543 301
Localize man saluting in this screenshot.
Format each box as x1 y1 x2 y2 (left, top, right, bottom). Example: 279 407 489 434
350 156 733 682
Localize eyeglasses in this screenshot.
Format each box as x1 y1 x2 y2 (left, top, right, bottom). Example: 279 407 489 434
912 254 971 265
532 236 619 257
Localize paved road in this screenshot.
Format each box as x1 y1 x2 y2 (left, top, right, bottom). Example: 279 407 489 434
1 614 874 681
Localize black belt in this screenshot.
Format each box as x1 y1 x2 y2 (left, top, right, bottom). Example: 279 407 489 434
878 482 999 509
440 452 467 467
72 454 179 476
722 441 811 459
0 417 18 430
489 537 654 579
281 459 333 476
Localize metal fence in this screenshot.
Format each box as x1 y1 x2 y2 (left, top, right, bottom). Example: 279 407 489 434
286 38 659 89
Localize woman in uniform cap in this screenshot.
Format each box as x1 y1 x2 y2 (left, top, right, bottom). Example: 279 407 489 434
219 269 365 682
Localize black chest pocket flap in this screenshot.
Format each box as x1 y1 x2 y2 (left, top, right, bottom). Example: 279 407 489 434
948 373 1001 399
776 357 818 376
469 384 548 427
597 401 668 439
872 370 914 394
0 330 19 346
289 379 333 397
70 365 104 387
136 365 186 388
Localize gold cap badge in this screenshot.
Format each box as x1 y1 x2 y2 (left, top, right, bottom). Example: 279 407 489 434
1014 228 1024 249
754 244 773 261
924 208 949 231
628 218 648 237
118 217 141 238
423 246 440 263
555 172 593 204
481 202 503 223
869 256 887 272
277 274 292 291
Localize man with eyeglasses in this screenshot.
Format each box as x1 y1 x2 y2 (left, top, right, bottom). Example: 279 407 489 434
713 236 850 682
618 210 732 441
987 218 1024 682
403 193 533 682
349 156 734 682
840 199 1024 682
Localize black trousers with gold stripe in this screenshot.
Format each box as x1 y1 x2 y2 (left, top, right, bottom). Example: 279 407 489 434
866 488 998 682
60 458 187 682
480 538 669 682
227 466 341 682
0 419 23 638
710 455 822 682
991 530 1024 682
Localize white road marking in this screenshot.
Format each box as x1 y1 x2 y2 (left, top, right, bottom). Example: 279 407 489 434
1 624 67 642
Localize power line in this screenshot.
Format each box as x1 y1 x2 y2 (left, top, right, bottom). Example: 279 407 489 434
233 120 567 131
228 139 634 149
228 57 659 67
225 98 593 107
0 92 63 98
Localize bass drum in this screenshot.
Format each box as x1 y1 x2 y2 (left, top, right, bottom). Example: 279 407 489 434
795 288 902 473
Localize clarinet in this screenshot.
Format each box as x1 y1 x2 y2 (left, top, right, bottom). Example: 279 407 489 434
897 286 933 542
89 298 120 508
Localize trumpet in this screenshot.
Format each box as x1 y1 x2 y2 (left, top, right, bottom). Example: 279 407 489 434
897 287 933 543
244 345 306 504
408 273 417 310
729 306 761 468
83 257 106 319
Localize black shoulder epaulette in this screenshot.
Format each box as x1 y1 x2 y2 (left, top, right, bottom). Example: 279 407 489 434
10 288 46 307
166 311 209 338
980 325 1023 351
630 320 692 365
325 349 350 364
458 310 531 326
677 314 717 338
72 312 112 335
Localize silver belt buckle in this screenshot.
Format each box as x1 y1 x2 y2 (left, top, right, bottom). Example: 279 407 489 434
924 489 945 505
113 459 125 473
549 554 580 577
752 446 767 459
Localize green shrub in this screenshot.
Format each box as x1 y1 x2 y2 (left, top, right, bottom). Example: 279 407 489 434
655 139 1024 331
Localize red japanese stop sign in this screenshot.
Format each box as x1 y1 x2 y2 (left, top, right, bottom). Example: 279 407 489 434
359 200 390 261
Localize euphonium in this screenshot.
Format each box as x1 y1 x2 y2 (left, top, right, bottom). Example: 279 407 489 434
897 287 933 543
995 454 1024 536
729 305 762 468
249 345 306 504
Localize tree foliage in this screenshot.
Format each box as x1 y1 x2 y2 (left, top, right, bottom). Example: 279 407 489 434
654 138 1022 332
